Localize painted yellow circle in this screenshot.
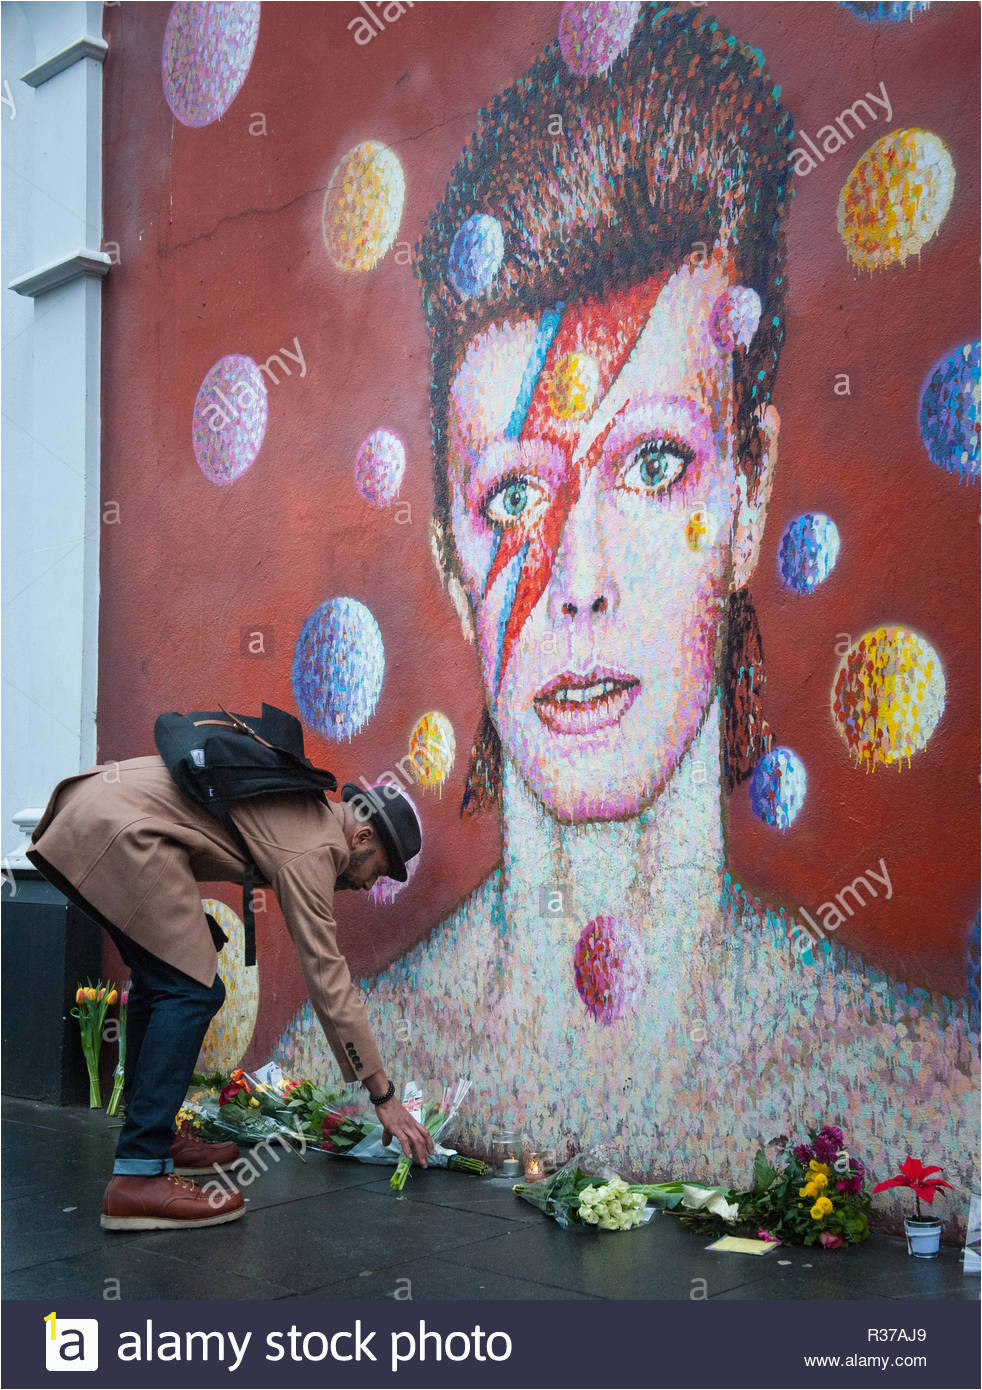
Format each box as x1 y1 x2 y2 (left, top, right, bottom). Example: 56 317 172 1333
838 129 955 271
196 898 259 1071
408 712 456 791
831 626 946 771
322 141 405 272
685 509 717 551
547 353 600 419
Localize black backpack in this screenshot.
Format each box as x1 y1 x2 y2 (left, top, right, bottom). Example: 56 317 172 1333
154 702 337 966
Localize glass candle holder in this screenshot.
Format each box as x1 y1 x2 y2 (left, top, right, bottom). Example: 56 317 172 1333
523 1149 550 1182
491 1129 521 1177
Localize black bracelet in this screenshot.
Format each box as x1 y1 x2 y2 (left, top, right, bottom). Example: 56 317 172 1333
368 1079 395 1106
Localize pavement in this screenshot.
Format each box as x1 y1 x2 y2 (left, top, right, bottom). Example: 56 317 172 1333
2 1096 977 1303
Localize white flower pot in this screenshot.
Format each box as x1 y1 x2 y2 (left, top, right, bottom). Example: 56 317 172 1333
904 1217 942 1259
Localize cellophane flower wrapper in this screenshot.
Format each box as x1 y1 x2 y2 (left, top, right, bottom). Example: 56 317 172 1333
182 1075 305 1150
306 1077 472 1168
182 1067 472 1170
513 1150 660 1231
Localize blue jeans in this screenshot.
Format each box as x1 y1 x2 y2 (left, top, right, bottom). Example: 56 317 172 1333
102 921 225 1176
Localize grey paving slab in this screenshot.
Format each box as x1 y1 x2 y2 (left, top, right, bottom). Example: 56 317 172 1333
2 1181 114 1273
2 1117 117 1200
356 1170 543 1224
436 1210 805 1300
707 1243 979 1301
295 1256 602 1301
125 1186 530 1296
2 1243 292 1301
218 1147 386 1212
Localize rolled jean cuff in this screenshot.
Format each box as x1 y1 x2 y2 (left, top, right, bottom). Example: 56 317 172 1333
112 1156 174 1176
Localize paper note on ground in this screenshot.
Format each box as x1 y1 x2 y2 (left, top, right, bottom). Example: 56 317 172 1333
705 1235 781 1255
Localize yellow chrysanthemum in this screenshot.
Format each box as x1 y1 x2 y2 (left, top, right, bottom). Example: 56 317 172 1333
808 1160 830 1175
800 1181 822 1200
810 1197 834 1220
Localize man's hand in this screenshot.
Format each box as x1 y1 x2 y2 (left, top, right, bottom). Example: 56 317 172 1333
375 1097 435 1167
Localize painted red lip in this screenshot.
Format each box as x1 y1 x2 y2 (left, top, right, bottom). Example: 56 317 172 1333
533 667 641 735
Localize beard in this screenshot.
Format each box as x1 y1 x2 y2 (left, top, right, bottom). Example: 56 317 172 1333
336 847 373 891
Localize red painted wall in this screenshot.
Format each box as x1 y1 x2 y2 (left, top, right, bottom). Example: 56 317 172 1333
99 1 979 1070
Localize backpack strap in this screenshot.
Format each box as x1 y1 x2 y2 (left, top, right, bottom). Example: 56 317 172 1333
219 813 261 967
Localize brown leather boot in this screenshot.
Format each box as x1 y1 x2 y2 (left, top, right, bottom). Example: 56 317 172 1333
101 1172 245 1230
169 1121 240 1176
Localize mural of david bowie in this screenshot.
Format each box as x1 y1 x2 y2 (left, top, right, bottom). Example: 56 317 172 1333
26 768 433 1230
277 3 980 1224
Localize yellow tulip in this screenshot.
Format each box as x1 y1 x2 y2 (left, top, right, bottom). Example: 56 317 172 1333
75 987 84 1004
106 990 118 1005
248 1097 261 1108
810 1197 834 1219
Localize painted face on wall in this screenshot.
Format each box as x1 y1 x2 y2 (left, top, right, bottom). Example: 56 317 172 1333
444 258 774 821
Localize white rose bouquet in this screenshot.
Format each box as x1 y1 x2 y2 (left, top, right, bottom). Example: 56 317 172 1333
513 1151 686 1231
577 1177 648 1230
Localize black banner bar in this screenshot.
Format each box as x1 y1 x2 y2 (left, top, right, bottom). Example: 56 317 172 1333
5 1297 979 1389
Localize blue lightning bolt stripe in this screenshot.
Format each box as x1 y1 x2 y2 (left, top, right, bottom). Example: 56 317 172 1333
504 304 565 440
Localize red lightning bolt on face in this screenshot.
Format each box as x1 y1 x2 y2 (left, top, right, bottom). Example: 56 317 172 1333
482 274 668 698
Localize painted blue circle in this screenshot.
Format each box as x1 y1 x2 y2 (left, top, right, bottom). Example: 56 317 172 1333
778 513 841 594
749 748 807 830
292 597 384 741
839 2 931 19
919 341 980 484
447 214 504 298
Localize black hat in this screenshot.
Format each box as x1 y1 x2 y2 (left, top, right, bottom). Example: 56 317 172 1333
340 782 422 882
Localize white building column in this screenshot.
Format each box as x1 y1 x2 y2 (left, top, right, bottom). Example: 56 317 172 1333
2 0 110 860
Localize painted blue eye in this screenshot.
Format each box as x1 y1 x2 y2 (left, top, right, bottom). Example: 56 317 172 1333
619 438 692 493
482 475 550 528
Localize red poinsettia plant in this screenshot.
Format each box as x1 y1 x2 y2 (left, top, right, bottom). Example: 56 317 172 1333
872 1157 954 1221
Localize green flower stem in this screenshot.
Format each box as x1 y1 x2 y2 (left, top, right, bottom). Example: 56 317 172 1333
106 1003 127 1117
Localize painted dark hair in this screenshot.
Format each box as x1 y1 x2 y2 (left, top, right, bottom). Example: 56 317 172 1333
413 2 791 814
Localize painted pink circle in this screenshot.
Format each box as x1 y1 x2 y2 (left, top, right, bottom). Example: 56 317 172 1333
162 1 260 129
192 354 268 485
558 1 642 77
573 915 644 1025
355 429 406 507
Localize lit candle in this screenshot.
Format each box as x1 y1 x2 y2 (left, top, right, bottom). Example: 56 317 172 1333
501 1156 520 1177
525 1155 542 1180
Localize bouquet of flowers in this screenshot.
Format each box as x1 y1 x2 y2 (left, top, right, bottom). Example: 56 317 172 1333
670 1124 873 1248
276 1076 475 1187
70 980 117 1108
181 1069 480 1183
183 1069 308 1152
513 1151 682 1231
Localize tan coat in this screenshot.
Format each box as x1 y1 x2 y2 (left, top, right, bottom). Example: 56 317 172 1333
25 754 383 1084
